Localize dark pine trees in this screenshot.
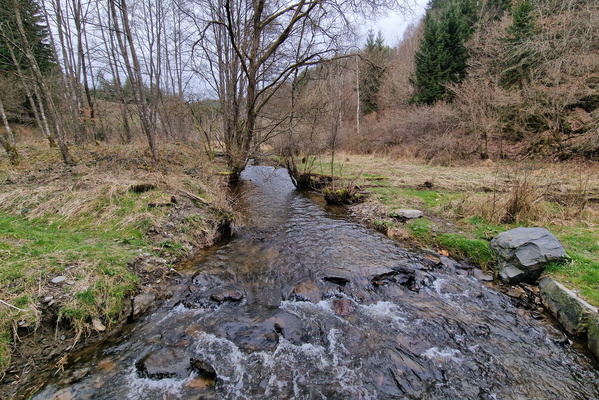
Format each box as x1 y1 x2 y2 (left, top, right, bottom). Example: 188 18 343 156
500 0 537 88
0 0 55 73
360 30 391 115
409 0 475 105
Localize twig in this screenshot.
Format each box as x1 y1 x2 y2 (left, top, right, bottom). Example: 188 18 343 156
0 299 28 312
177 189 210 205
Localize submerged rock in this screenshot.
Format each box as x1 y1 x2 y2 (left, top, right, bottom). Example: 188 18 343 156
323 276 350 286
136 348 217 381
490 227 569 283
290 281 322 303
332 299 354 316
210 291 244 303
472 269 493 282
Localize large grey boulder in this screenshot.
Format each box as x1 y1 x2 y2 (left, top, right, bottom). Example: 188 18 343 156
490 227 569 283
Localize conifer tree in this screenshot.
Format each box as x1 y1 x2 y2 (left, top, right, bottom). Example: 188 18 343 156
409 0 475 105
500 0 537 88
0 0 55 73
360 30 391 115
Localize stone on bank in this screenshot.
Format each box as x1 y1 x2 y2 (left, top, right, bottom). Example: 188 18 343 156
539 277 599 360
490 227 569 283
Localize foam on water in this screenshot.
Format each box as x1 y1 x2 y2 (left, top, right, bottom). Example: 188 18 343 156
421 346 464 364
124 365 189 400
360 301 409 331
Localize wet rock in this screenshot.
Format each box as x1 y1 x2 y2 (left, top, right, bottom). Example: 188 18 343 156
132 293 156 318
332 299 354 316
530 311 543 320
539 277 598 338
53 389 74 400
390 209 424 220
210 291 244 303
490 227 569 283
506 287 525 299
136 348 194 380
92 318 106 332
323 276 350 286
274 323 285 336
98 359 116 373
372 265 435 292
290 281 321 303
472 269 493 282
62 367 90 385
51 276 68 284
186 376 216 389
439 256 460 270
190 358 217 380
551 333 571 346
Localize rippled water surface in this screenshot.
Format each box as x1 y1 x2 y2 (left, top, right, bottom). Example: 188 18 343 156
32 166 599 399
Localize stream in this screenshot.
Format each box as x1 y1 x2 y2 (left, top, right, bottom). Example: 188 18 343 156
32 166 599 399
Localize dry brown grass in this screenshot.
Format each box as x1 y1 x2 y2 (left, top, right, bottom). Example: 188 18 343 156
325 152 599 228
0 141 230 226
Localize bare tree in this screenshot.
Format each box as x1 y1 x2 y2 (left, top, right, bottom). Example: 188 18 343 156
190 0 408 181
0 96 19 164
109 0 159 160
11 0 74 164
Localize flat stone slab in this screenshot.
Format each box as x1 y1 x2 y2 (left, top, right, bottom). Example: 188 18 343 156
390 209 424 220
51 276 68 284
539 277 598 338
587 316 599 361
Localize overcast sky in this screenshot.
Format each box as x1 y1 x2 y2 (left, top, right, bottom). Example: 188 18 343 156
360 1 428 47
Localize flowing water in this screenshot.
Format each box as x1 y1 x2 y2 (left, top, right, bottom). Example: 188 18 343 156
32 166 599 399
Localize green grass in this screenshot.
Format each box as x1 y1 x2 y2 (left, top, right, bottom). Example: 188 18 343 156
544 226 599 305
437 234 495 270
0 194 159 372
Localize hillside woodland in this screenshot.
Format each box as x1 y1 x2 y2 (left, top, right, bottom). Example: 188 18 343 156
0 0 597 170
275 0 599 166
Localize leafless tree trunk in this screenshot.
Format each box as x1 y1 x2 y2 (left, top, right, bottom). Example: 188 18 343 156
2 35 56 148
12 0 74 164
46 0 81 118
97 1 132 143
109 0 159 161
0 97 19 164
192 0 407 181
72 0 95 121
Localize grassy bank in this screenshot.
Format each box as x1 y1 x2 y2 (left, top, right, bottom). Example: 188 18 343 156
302 153 599 306
0 143 231 375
